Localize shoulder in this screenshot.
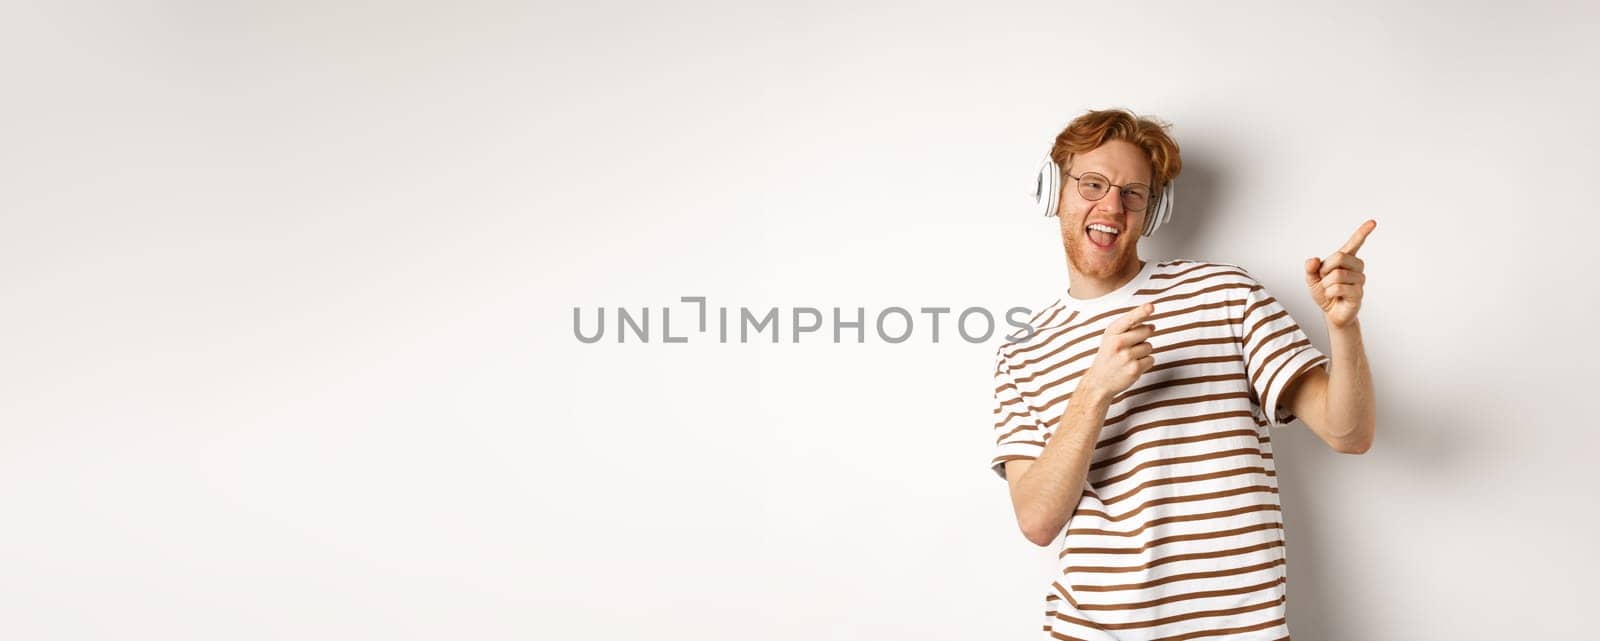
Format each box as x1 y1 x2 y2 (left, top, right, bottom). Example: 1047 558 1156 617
1145 258 1263 291
993 298 1067 367
1158 258 1254 277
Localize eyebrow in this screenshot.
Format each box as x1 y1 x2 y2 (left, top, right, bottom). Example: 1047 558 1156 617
1080 169 1153 187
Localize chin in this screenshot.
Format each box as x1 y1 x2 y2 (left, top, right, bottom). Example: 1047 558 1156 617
1064 237 1134 279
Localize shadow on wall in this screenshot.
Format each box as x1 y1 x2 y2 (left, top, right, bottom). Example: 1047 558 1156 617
1139 148 1228 260
1275 361 1488 639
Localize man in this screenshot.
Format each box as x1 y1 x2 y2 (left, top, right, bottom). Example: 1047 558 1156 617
990 108 1376 640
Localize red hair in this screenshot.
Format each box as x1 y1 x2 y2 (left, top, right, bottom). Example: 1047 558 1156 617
1049 108 1182 189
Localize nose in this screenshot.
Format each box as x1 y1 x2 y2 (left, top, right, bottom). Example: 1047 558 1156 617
1097 187 1126 214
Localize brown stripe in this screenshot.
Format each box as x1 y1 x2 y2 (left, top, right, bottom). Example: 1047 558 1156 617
1064 521 1284 557
1072 558 1285 593
1015 344 1100 387
1015 324 1235 391
1148 261 1219 280
1151 616 1285 641
1031 304 1067 334
1017 365 1090 401
993 410 1027 429
1148 354 1243 376
1261 354 1327 421
1245 323 1297 365
995 422 1038 443
1002 280 1260 361
1005 291 1156 359
1024 309 1081 347
1018 306 1242 379
1050 582 1100 631
1048 594 1285 631
1242 308 1288 348
1152 302 1248 337
1071 485 1279 523
1098 466 1270 506
1095 445 1261 487
1156 315 1245 341
1075 576 1285 611
1250 339 1312 384
1101 391 1254 432
1065 539 1285 574
1024 306 1073 339
1089 427 1259 477
1242 292 1278 321
1025 353 1243 407
993 408 1031 430
994 425 1031 444
1004 304 1124 360
1013 302 1244 377
1098 372 1249 418
1069 504 1280 538
1133 267 1249 296
1092 411 1259 462
1158 334 1243 356
1039 372 1250 431
997 304 1070 365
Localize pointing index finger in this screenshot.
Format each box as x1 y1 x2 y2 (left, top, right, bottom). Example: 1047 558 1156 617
1113 302 1154 332
1340 219 1377 255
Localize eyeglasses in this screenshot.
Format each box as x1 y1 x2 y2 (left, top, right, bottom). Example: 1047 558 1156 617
1063 169 1152 213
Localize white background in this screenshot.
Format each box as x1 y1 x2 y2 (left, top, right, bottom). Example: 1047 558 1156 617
3 1 1597 639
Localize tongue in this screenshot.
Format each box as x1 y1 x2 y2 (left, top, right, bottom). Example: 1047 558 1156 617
1089 229 1117 247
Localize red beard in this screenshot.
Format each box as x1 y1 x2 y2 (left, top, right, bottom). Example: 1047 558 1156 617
1061 222 1138 282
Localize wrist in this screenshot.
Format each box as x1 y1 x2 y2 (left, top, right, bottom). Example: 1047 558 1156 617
1328 317 1362 334
1078 385 1116 413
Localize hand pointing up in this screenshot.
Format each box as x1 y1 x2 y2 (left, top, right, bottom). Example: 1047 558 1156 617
1305 219 1375 330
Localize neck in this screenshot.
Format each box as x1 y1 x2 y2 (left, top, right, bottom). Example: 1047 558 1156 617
1067 258 1146 300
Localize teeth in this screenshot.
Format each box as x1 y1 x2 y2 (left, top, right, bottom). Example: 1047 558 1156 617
1087 224 1120 235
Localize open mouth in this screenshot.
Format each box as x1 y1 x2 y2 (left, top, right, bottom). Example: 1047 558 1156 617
1086 222 1121 249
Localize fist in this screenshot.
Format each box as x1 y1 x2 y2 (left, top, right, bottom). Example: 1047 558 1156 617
1081 302 1157 403
1305 219 1375 330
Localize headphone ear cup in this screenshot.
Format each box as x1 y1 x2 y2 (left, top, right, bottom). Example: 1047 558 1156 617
1142 180 1176 237
1035 157 1060 217
1159 180 1174 232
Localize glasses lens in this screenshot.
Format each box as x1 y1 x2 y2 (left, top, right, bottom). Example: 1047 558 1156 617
1123 185 1150 212
1077 173 1109 200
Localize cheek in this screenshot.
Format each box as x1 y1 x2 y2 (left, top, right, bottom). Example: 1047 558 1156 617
1057 215 1081 240
1059 206 1090 236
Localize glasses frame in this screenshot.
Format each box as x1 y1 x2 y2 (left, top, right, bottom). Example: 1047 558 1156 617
1062 169 1153 213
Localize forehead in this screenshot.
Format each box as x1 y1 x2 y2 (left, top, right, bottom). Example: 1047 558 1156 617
1072 140 1152 183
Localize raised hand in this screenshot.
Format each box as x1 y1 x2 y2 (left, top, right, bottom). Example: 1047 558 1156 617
1304 219 1375 329
1080 302 1157 403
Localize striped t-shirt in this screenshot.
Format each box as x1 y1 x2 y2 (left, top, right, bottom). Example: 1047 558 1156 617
990 259 1329 641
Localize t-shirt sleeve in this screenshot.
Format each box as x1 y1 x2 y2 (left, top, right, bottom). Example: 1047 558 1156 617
1238 272 1330 427
990 348 1047 480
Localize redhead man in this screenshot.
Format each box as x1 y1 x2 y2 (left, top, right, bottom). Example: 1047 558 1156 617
990 108 1376 640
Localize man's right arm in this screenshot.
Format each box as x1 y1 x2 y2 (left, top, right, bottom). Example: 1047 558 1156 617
1003 389 1113 547
1000 301 1155 547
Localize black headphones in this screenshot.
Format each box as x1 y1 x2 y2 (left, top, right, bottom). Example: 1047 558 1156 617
1032 155 1174 237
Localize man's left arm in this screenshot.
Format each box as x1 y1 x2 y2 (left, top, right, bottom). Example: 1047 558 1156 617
1282 219 1378 454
